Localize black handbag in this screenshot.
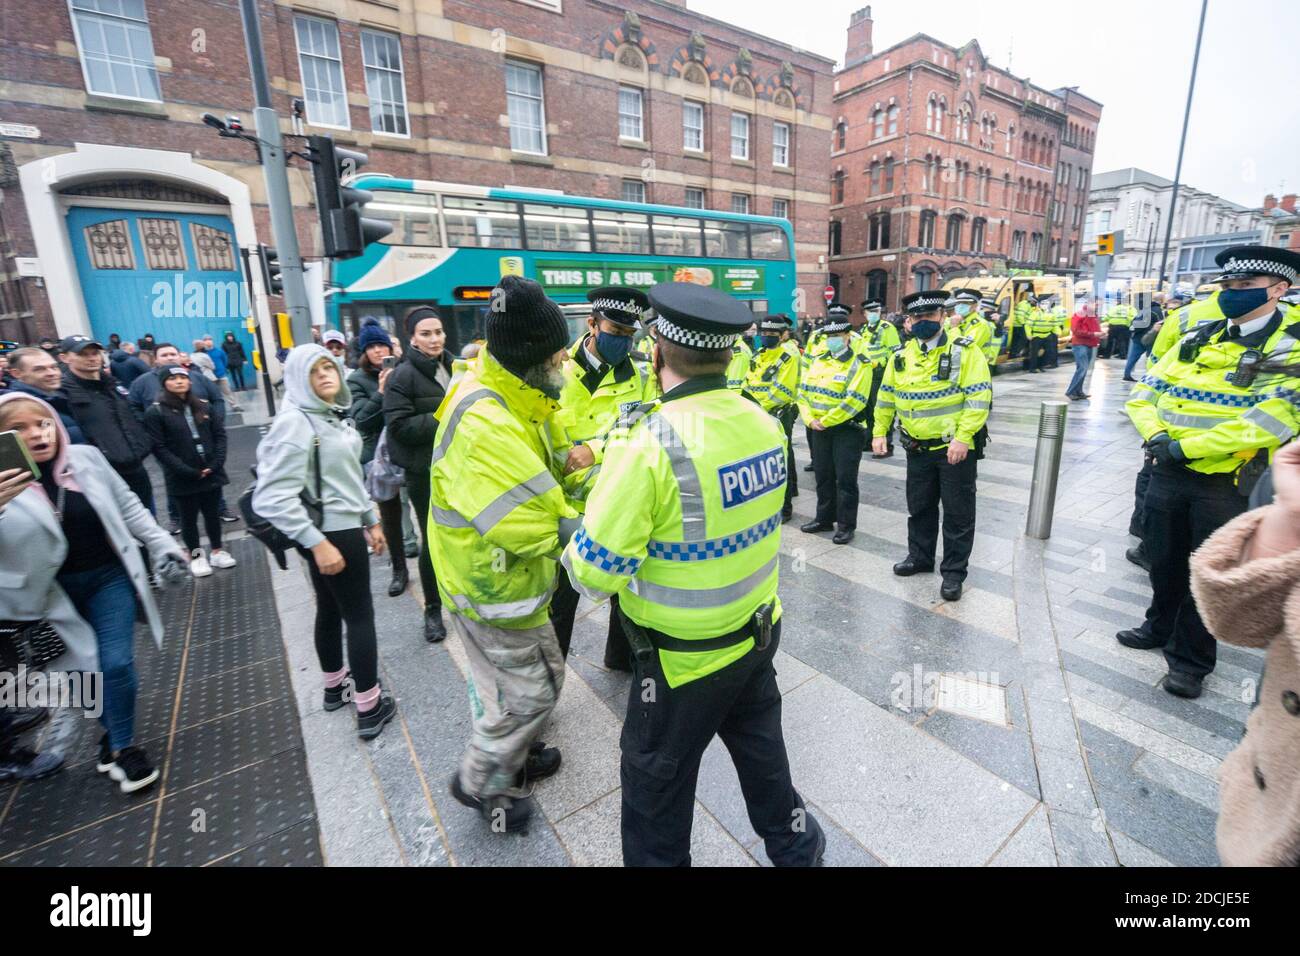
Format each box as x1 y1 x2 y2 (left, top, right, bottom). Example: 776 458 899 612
0 620 68 672
239 411 324 570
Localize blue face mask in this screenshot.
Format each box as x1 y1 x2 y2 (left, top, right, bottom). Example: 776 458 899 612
1217 286 1272 320
866 312 881 326
761 335 781 350
595 331 633 365
954 304 972 317
826 336 847 354
910 319 941 341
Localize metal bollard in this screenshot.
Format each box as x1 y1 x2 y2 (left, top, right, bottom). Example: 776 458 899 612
1025 400 1069 539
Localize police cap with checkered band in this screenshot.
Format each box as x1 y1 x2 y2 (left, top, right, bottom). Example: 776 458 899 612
947 288 982 306
1212 245 1300 286
901 290 951 316
586 285 651 329
648 281 752 351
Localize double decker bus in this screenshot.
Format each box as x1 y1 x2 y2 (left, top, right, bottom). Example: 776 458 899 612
330 177 797 351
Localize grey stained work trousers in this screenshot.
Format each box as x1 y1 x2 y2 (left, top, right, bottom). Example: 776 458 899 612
452 613 566 798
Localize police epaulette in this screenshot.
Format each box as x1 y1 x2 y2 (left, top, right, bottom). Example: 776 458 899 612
629 349 651 363
955 335 974 347
616 400 658 431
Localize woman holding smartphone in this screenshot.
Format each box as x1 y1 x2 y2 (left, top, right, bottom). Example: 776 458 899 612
0 391 187 793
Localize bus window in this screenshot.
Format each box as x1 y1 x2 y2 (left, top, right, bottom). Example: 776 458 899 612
523 204 592 252
593 209 651 255
703 219 749 259
443 196 523 249
651 215 703 258
370 190 441 246
749 224 788 260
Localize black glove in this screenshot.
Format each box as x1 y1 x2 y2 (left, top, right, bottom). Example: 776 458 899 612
557 516 581 548
1145 433 1183 467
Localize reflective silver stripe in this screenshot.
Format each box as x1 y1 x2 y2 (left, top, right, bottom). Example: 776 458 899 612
450 584 555 621
559 546 616 603
645 412 707 541
962 398 991 411
949 342 964 381
1130 387 1160 404
1156 409 1232 430
903 401 966 419
431 505 470 528
1241 406 1295 442
802 397 835 411
626 555 777 608
431 388 505 464
469 470 558 535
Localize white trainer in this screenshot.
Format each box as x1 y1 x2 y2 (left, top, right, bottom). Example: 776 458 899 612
189 548 213 578
209 549 237 570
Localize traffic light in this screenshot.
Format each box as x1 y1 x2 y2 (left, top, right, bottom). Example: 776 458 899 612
258 244 283 296
307 134 393 259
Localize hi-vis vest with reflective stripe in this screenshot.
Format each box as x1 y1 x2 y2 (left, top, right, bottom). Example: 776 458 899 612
956 313 997 364
745 341 800 413
562 382 786 688
862 319 902 367
1025 307 1058 338
796 345 874 428
1151 296 1221 363
1107 304 1134 327
1127 315 1300 477
428 348 578 629
551 335 655 508
874 332 992 447
726 337 753 390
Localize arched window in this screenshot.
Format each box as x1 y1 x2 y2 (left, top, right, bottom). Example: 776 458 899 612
869 160 881 196
1003 172 1011 208
912 264 935 291
959 107 971 143
887 105 899 136
1029 232 1042 261
873 108 885 140
1011 230 1025 260
921 153 932 193
926 94 936 132
956 161 967 199
868 211 890 250
866 269 888 305
834 120 847 151
945 213 963 252
971 217 986 253
917 210 937 247
832 169 845 205
937 99 947 136
1006 123 1015 156
828 220 842 256
883 157 895 193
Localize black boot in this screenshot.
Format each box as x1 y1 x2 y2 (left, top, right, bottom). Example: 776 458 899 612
356 692 398 740
1163 671 1203 699
1125 544 1151 572
450 774 534 832
424 605 447 643
1116 627 1163 650
523 741 562 782
892 558 934 576
800 520 833 534
387 563 409 598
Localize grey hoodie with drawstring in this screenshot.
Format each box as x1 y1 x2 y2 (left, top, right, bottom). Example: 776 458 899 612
252 344 375 548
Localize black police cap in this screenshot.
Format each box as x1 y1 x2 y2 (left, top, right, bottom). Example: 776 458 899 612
648 282 751 351
586 286 651 327
1213 245 1300 286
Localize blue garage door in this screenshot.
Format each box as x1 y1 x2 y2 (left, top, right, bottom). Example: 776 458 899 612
67 206 255 363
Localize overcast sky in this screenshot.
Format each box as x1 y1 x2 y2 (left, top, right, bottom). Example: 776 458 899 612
690 0 1298 208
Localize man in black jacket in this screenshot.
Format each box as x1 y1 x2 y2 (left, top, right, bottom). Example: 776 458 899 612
8 347 87 444
59 334 157 512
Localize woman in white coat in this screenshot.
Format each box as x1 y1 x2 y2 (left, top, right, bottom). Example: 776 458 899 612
0 392 185 793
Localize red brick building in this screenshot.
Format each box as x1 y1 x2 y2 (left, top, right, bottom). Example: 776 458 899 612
0 0 833 348
826 6 1102 311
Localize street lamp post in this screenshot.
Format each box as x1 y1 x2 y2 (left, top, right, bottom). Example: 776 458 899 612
1156 0 1209 290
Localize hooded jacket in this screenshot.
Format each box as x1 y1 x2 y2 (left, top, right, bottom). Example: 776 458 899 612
252 344 375 548
6 379 86 445
0 391 182 670
109 349 150 387
144 393 228 496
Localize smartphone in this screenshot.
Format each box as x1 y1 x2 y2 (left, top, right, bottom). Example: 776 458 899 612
0 430 40 483
381 356 398 370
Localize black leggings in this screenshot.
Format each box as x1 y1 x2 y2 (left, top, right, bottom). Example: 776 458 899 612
376 494 406 573
177 488 223 553
299 527 378 692
403 471 442 611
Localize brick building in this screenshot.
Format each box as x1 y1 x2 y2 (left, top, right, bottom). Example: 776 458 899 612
0 0 833 350
825 6 1102 312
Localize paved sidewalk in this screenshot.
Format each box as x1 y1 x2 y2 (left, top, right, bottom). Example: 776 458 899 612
280 356 1257 867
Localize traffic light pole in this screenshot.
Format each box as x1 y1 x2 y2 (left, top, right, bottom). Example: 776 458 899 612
1156 0 1208 292
237 245 277 418
239 0 313 346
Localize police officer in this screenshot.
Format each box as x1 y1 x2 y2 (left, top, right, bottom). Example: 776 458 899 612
1150 288 1221 363
874 290 992 602
725 325 753 390
1117 245 1300 698
1010 293 1034 359
745 314 801 522
945 288 995 360
978 295 1005 368
1100 298 1134 360
797 306 874 544
549 286 657 668
800 301 854 472
562 282 825 867
860 299 901 458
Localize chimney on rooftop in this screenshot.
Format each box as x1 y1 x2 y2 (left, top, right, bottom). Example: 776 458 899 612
845 6 873 68
1264 194 1278 211
1282 194 1297 214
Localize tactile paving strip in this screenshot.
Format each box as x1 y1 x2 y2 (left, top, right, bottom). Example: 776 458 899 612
154 752 316 866
209 818 322 867
0 804 156 867
162 696 301 793
177 658 284 729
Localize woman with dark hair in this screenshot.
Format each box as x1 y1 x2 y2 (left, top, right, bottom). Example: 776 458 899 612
383 306 454 643
221 331 249 391
144 366 234 578
348 318 408 597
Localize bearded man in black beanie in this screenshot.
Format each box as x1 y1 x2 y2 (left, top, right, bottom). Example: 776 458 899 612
427 274 581 832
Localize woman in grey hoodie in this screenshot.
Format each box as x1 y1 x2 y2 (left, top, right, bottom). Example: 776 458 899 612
253 345 397 739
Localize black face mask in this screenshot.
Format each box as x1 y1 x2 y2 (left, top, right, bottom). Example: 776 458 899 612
909 319 941 341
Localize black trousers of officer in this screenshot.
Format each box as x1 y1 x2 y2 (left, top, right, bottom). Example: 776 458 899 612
905 447 978 582
549 566 629 665
1140 465 1247 679
809 422 866 530
620 622 822 866
1129 457 1153 539
1102 325 1131 360
1024 334 1056 372
863 370 893 453
1009 325 1028 358
778 404 798 515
